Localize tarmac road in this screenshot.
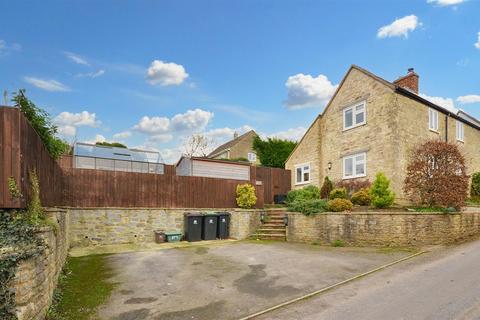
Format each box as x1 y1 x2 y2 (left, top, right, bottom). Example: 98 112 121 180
257 239 480 320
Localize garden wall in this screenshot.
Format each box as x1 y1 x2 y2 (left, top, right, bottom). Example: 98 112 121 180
287 211 480 246
68 208 262 247
13 208 70 320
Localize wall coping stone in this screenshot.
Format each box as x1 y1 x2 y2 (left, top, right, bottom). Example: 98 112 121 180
286 211 480 216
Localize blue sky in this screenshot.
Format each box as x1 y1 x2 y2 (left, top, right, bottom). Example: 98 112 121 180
1 0 479 163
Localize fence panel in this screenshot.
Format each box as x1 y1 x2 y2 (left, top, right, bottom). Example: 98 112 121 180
1 107 290 209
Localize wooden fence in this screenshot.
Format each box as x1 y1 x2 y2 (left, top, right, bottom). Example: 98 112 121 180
0 106 289 209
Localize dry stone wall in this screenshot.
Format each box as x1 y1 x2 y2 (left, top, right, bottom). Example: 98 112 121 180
287 211 480 246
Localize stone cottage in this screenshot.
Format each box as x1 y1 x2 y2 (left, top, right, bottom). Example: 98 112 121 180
285 65 480 202
208 130 259 164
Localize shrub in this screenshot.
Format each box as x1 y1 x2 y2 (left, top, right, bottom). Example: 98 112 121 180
371 173 395 208
327 198 353 212
236 183 257 209
404 140 469 209
286 185 320 203
471 172 480 199
329 188 347 200
320 176 334 199
332 239 345 247
335 179 371 196
287 199 328 216
351 188 371 206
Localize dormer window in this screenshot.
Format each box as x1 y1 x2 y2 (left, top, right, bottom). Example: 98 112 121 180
343 101 366 130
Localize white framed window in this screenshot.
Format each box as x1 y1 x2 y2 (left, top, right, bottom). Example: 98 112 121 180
343 152 366 179
247 152 257 162
456 120 464 142
429 108 439 132
343 101 366 130
295 163 310 185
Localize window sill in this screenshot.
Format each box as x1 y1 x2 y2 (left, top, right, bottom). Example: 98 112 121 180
429 129 439 134
343 122 366 132
457 139 465 144
295 181 311 186
342 174 367 180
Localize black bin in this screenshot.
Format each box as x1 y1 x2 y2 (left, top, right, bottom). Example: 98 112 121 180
184 212 203 242
274 194 287 204
202 213 218 240
216 212 230 239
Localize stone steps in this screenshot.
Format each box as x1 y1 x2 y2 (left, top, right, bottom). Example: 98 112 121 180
253 211 287 241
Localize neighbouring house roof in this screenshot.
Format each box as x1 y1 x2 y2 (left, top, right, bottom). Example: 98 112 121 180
207 130 257 158
285 65 480 164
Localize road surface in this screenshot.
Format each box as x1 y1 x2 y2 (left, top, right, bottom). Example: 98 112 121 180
257 239 480 320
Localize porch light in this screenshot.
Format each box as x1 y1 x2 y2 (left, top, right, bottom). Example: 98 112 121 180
283 215 288 226
328 161 332 171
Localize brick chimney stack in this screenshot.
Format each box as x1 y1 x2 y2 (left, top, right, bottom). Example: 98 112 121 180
393 68 419 94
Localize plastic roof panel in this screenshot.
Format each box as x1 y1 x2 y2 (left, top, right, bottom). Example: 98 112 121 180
74 142 162 163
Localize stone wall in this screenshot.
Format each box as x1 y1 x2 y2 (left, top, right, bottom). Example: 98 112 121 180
13 208 70 320
287 211 480 247
68 208 262 247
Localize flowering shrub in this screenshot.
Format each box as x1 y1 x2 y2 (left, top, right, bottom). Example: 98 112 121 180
327 198 353 212
236 183 257 209
403 140 469 209
351 188 371 205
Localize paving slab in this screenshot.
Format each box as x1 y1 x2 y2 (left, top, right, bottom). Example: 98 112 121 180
94 241 413 320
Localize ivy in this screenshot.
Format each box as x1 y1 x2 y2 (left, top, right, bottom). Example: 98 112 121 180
7 177 22 199
0 210 46 320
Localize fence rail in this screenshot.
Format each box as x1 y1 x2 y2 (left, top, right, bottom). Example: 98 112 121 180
1 107 289 209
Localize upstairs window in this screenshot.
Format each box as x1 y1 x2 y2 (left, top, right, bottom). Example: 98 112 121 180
295 163 310 185
247 152 257 162
429 108 439 131
456 120 464 142
343 101 366 130
343 152 366 179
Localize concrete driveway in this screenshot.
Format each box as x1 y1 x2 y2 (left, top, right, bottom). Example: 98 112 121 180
95 241 412 320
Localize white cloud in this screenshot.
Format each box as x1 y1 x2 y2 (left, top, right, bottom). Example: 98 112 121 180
377 15 421 39
64 51 90 66
112 131 132 139
475 32 480 49
268 127 307 142
24 77 70 92
148 134 174 143
420 93 458 113
285 73 338 109
0 39 21 56
427 0 465 6
133 116 170 134
76 69 105 78
146 60 188 86
54 111 100 137
457 95 480 104
171 108 214 131
133 108 214 137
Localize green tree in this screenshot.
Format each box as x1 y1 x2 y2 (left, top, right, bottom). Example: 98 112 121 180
252 136 297 168
12 89 69 159
370 172 395 208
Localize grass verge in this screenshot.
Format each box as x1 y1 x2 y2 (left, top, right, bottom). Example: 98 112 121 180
46 254 116 320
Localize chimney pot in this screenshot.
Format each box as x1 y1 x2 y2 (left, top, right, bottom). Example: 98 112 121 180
394 68 419 94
